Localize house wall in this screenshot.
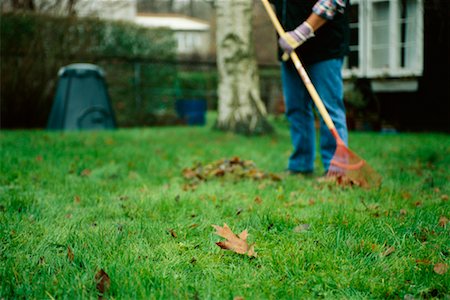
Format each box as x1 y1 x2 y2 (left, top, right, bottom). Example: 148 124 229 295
75 0 136 21
343 0 424 81
175 31 210 57
354 0 450 132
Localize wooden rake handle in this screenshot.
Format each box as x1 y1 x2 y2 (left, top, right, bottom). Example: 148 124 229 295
260 0 336 131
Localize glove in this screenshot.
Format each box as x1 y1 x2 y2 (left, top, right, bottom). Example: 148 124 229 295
278 21 315 56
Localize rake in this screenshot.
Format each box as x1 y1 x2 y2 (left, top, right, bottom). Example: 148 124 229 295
261 0 381 188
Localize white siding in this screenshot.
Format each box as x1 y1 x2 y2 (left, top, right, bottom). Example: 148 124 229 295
135 15 211 57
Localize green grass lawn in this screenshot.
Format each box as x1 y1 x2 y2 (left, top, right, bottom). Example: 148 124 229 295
1 116 449 299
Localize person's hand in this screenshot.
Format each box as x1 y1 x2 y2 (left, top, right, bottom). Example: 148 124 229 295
278 21 314 56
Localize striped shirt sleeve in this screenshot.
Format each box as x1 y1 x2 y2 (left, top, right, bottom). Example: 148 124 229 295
312 0 346 20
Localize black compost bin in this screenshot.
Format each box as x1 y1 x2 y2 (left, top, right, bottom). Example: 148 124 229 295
175 99 207 126
47 63 116 130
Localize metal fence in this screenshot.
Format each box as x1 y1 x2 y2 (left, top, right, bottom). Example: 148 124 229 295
96 58 284 126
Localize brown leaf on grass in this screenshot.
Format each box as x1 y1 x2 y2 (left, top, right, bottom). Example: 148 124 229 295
254 196 262 205
268 173 282 182
229 156 242 165
415 259 431 265
293 224 310 233
67 246 74 262
441 194 449 201
438 216 449 227
182 183 198 191
433 263 448 275
80 169 91 177
402 192 412 200
182 168 202 180
95 269 111 298
382 246 395 257
211 168 226 177
212 223 256 257
168 229 177 238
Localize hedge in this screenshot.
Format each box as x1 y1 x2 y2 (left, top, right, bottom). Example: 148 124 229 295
0 12 177 128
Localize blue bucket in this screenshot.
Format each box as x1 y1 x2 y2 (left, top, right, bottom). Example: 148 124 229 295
175 99 207 126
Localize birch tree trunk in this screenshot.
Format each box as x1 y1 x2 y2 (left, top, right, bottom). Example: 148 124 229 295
215 0 273 135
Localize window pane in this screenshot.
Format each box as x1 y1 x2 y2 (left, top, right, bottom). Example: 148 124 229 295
371 1 390 69
400 0 418 69
348 3 359 69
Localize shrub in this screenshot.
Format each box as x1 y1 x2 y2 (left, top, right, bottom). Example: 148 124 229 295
176 70 218 110
0 12 177 128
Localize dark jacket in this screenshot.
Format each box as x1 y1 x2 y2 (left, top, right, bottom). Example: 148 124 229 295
270 0 350 65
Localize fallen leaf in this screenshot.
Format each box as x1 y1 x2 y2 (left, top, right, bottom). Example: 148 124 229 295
441 194 449 201
168 229 177 238
182 168 198 179
402 192 412 200
229 156 241 164
371 244 379 252
95 269 111 298
67 246 74 262
104 138 114 145
80 169 91 177
438 216 448 227
433 263 448 275
399 209 407 216
211 168 226 177
268 173 282 182
212 223 256 257
382 246 395 257
415 259 431 265
293 224 310 232
254 196 262 205
74 195 81 204
182 183 198 191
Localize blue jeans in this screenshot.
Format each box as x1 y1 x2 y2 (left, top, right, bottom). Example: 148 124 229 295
281 58 348 173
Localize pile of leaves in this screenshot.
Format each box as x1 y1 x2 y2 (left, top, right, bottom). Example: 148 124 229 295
182 157 282 185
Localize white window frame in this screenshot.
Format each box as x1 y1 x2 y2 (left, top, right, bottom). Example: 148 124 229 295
343 0 423 79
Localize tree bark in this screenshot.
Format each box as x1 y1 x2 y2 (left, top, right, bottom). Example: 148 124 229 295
215 0 273 135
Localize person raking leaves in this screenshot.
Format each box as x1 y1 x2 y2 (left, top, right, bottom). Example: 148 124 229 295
269 0 350 176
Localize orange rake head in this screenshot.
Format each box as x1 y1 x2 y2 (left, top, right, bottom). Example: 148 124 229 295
326 129 382 188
